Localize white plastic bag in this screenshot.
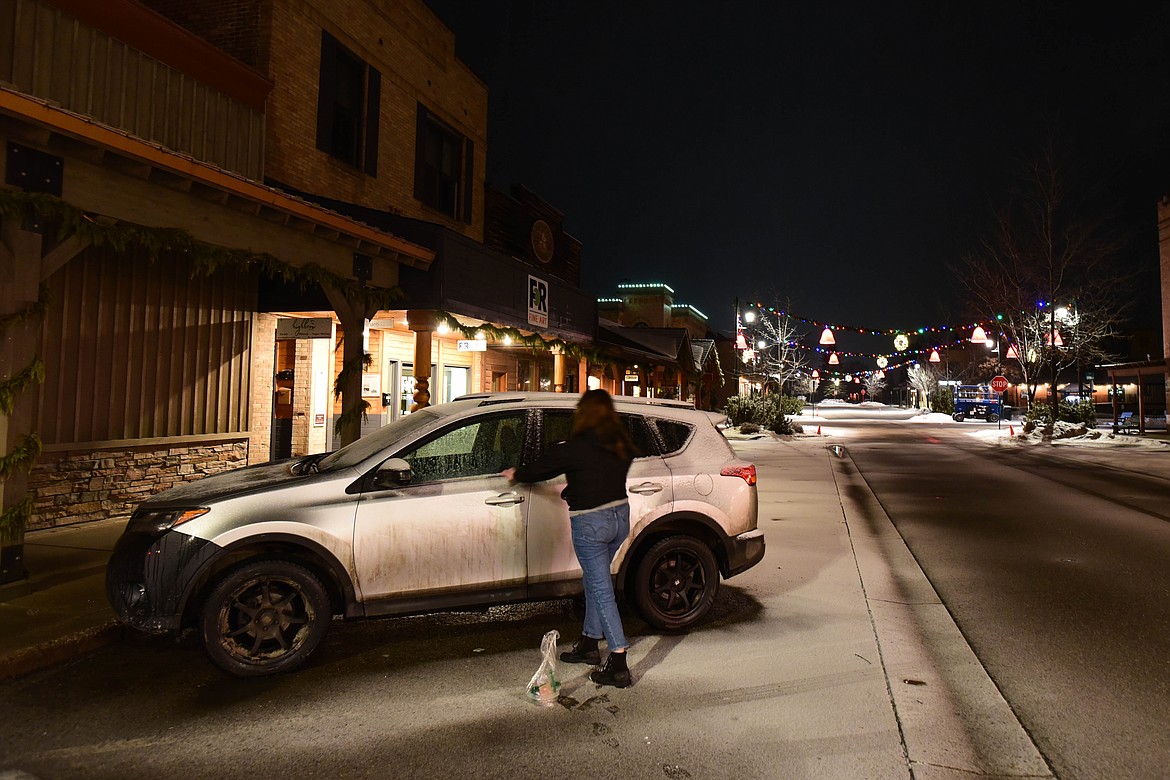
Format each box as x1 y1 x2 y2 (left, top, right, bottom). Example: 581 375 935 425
526 629 561 706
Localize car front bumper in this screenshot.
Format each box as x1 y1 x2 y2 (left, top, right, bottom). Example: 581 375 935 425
106 529 220 634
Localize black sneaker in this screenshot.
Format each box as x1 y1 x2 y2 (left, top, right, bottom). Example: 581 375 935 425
560 637 601 665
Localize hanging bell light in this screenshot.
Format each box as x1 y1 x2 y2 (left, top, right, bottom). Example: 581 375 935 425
819 327 836 345
970 325 988 344
1005 344 1019 359
929 349 941 363
735 333 748 350
1046 330 1064 347
828 352 840 365
811 370 820 379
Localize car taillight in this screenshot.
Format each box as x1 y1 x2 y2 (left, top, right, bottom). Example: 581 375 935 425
721 464 756 486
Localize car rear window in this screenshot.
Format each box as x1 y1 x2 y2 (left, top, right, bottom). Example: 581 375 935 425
654 419 693 454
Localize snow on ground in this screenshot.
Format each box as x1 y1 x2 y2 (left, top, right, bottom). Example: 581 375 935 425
974 421 1170 450
725 403 1170 450
908 412 954 424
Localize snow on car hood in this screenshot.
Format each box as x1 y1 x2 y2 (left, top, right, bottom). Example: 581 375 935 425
139 459 304 506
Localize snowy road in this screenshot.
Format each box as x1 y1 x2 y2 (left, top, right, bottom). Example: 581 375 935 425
839 417 1170 780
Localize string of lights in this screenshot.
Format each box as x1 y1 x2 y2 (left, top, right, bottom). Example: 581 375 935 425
737 301 986 337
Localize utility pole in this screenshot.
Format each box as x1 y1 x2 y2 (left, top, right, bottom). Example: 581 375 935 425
732 297 739 393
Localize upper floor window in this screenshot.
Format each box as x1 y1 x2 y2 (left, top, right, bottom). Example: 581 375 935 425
414 104 474 223
316 31 380 176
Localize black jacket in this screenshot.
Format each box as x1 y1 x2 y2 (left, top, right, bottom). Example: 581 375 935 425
511 429 631 511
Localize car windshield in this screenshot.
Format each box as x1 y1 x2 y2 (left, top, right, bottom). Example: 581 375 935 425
317 409 442 472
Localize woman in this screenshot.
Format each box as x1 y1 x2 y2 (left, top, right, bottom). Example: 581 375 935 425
502 389 636 688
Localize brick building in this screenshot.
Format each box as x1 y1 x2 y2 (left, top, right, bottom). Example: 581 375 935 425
0 0 635 585
143 0 601 459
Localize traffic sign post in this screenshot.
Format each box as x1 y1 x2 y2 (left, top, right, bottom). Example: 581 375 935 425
990 375 1009 429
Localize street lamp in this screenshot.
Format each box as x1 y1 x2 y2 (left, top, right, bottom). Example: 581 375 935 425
1047 302 1074 418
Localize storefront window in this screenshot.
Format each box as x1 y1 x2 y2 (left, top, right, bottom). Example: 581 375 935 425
400 363 440 414
443 366 470 403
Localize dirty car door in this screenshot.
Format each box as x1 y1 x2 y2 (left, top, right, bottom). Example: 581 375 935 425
353 411 529 605
526 410 671 592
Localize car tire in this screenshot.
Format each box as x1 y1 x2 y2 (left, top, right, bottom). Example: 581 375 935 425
632 535 720 631
201 560 331 678
987 413 1000 422
952 413 965 422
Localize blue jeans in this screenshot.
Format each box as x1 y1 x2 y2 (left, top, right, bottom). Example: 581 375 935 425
570 502 630 652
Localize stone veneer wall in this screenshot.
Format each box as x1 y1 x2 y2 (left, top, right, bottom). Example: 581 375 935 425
27 439 249 530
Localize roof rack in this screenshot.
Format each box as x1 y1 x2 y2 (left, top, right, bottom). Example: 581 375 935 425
457 391 695 410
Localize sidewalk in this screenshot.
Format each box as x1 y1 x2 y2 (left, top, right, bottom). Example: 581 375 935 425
0 435 1053 777
0 517 127 681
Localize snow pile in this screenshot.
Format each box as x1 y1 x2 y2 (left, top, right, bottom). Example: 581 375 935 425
909 412 953 423
991 420 1170 449
1015 420 1098 442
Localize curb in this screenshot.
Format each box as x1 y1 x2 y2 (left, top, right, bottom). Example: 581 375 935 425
0 622 123 683
829 445 1055 779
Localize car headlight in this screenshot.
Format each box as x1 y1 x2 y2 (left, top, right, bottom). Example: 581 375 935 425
128 507 210 536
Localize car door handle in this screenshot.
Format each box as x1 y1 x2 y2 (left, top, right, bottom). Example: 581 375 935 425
485 492 526 506
628 482 663 495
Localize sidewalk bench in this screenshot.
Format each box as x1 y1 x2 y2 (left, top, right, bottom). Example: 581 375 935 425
1115 412 1138 434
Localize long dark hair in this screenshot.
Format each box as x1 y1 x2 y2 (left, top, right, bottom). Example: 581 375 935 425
571 389 636 462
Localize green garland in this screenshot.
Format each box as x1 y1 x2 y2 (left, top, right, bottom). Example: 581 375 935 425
434 312 621 369
333 351 373 436
0 357 44 415
434 311 705 381
0 432 41 478
0 282 50 332
0 496 34 539
0 190 404 313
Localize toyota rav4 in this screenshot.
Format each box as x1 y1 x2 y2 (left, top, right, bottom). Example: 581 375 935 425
107 392 763 676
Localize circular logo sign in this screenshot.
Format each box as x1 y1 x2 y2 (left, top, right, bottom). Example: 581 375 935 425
990 375 1009 393
530 220 554 264
893 334 909 352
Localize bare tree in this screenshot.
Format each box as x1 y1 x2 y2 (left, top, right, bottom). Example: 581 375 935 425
864 372 887 401
957 146 1134 415
906 363 938 410
740 307 809 394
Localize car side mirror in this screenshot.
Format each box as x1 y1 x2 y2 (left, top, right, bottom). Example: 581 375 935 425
373 457 413 489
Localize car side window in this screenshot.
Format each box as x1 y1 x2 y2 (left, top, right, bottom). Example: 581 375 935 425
539 410 659 458
399 412 526 483
621 414 659 457
653 419 693 455
540 411 574 452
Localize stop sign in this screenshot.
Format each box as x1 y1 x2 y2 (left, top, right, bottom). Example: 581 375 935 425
990 375 1009 393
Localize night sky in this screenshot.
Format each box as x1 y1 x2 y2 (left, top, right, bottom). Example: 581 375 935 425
424 2 1170 338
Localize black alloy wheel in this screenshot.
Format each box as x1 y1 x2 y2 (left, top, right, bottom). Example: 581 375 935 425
987 413 1000 422
633 535 719 631
201 560 331 677
953 413 965 422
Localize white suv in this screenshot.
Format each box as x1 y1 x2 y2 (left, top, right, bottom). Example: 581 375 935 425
107 392 763 676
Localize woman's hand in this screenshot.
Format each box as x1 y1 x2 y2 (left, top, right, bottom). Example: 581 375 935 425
500 467 516 481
